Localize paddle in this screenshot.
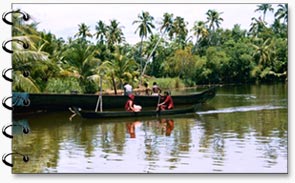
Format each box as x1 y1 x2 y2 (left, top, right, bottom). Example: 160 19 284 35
156 93 161 112
95 75 103 112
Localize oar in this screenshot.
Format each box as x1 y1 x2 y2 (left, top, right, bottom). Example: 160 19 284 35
95 75 103 112
156 93 161 112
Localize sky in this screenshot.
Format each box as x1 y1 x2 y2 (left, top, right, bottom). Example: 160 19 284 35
13 3 280 44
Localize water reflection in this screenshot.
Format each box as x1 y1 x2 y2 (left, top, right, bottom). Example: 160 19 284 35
12 84 288 173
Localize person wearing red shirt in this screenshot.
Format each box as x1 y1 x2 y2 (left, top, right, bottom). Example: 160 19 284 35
158 91 174 110
125 94 142 112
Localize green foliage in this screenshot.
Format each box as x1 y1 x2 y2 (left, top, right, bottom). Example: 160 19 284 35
45 77 83 94
149 77 185 90
12 4 288 93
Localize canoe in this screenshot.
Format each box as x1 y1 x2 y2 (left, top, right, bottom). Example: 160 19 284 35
73 106 196 119
13 86 216 114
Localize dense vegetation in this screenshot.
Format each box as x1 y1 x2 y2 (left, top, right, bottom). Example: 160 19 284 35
12 4 287 94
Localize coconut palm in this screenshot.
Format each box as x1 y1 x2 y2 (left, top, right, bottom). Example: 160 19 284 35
141 13 174 78
169 16 188 48
249 16 267 38
132 11 155 81
205 9 224 32
94 20 108 44
61 40 101 93
106 19 125 47
252 38 275 67
74 23 92 40
255 4 274 22
101 47 139 94
191 20 209 52
275 4 288 24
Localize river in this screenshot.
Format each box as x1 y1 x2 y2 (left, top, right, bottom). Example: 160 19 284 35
12 83 288 173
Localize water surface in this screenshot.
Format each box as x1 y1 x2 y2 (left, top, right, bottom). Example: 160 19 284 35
12 84 288 173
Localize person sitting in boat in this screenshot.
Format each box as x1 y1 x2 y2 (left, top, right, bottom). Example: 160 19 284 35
152 82 162 95
158 91 174 110
125 94 142 112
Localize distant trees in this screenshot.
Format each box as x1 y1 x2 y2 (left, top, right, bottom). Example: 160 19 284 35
12 4 288 93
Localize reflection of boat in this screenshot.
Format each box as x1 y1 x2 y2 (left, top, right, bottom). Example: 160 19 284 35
73 106 196 119
13 86 216 114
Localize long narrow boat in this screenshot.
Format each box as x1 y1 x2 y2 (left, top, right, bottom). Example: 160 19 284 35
73 106 196 119
13 86 216 114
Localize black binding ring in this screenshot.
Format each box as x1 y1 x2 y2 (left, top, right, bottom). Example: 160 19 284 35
2 124 30 139
2 68 13 82
2 9 30 25
2 68 30 82
2 96 31 111
2 39 29 54
2 153 29 167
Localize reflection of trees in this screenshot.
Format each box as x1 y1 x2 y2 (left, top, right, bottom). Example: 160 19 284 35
197 84 287 169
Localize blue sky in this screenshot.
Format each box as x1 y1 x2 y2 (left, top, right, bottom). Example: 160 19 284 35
13 3 279 44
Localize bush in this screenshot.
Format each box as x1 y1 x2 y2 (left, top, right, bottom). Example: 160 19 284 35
149 77 186 90
45 77 83 94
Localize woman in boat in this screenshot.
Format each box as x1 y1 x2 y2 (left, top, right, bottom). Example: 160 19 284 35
125 94 142 112
158 91 174 110
152 82 162 95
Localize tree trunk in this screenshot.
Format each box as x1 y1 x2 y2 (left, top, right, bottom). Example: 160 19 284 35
111 74 117 95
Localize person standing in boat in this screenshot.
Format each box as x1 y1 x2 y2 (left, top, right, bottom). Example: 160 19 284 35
125 94 142 112
158 91 174 110
123 83 133 96
144 82 152 95
152 82 162 95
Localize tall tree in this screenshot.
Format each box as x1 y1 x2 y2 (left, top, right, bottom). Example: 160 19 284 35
191 20 209 52
74 23 92 41
205 9 224 32
275 4 288 24
255 4 274 22
133 11 155 82
249 17 267 37
141 13 174 78
106 19 125 47
94 20 107 44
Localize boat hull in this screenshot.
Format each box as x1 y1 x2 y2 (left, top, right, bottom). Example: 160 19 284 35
75 106 196 119
13 87 216 114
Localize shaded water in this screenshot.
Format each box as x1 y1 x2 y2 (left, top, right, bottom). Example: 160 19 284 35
12 84 288 173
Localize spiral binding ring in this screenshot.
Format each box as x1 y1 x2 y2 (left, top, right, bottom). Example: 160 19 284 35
2 39 29 54
2 68 30 82
2 68 13 82
2 96 31 111
2 124 30 139
2 153 29 167
2 9 30 25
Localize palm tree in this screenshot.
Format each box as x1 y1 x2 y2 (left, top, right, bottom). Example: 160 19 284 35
132 11 155 82
94 20 107 44
255 4 274 22
191 20 209 52
252 38 274 66
101 47 139 94
169 16 188 48
61 40 101 93
275 4 288 24
141 13 174 78
205 9 223 32
106 20 125 47
249 17 267 37
74 23 92 40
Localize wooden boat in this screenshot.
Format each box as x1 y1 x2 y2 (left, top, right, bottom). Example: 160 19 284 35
73 106 196 119
13 86 216 114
